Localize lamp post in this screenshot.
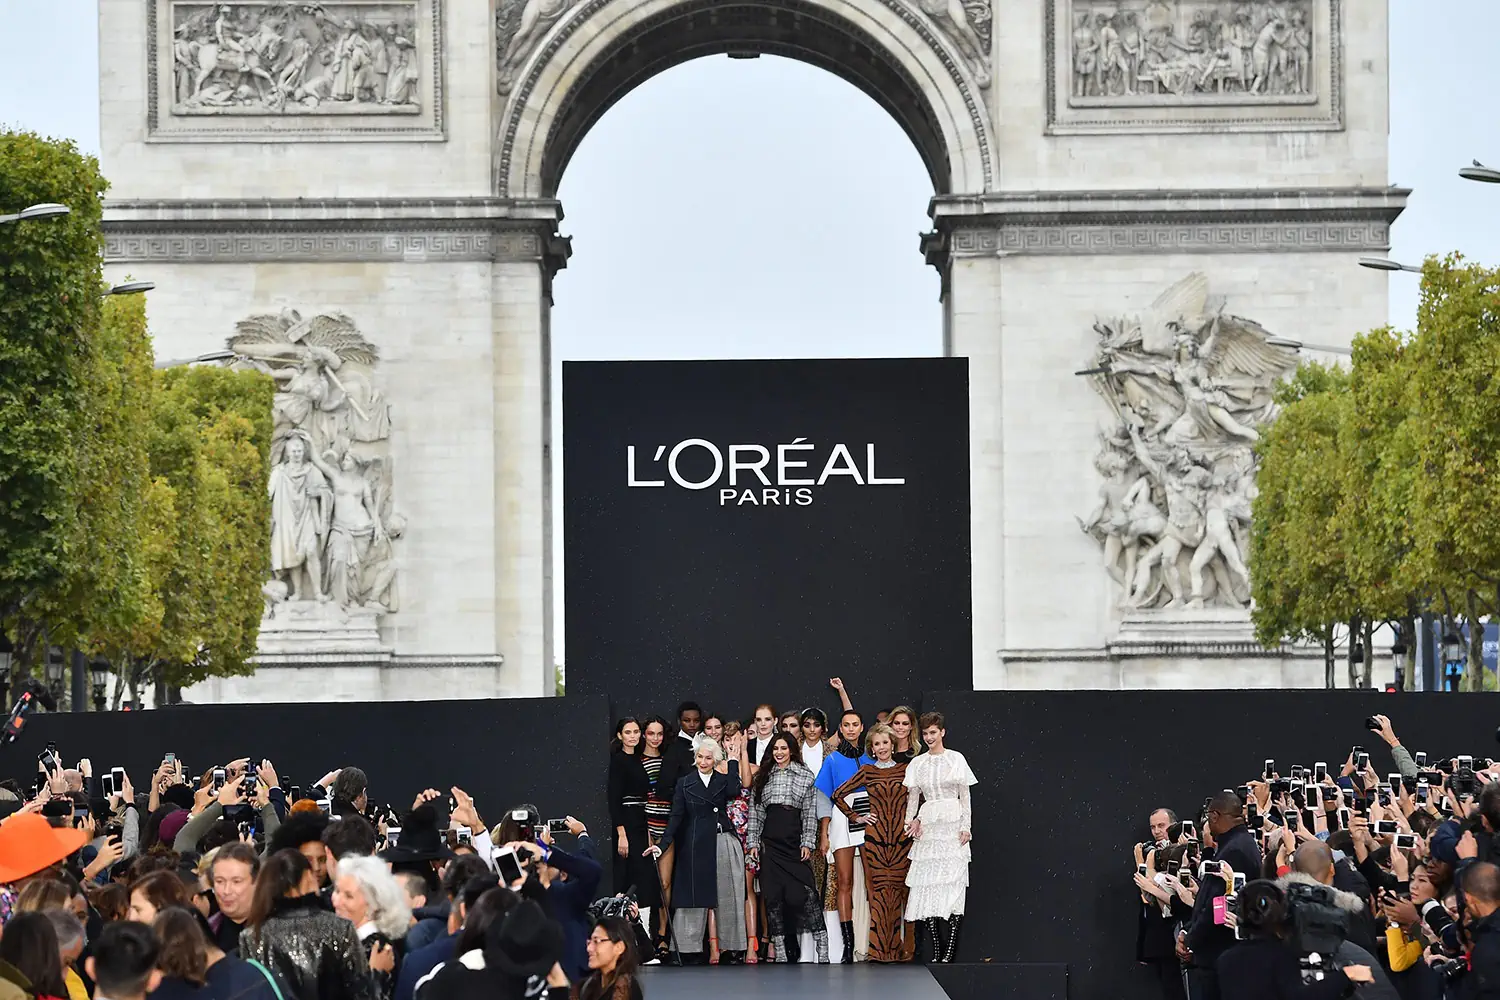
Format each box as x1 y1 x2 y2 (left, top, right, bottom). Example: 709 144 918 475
0 633 11 707
0 203 70 225
1443 630 1465 692
1391 640 1409 691
107 281 155 296
1460 160 1500 184
1357 257 1422 274
43 649 65 706
153 350 236 370
89 659 109 713
1349 638 1366 688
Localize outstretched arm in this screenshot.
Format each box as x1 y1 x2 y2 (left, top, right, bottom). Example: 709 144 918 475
829 677 853 713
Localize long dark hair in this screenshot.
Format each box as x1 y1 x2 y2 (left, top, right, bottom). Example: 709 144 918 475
154 906 210 985
611 717 641 754
581 916 640 1000
751 733 801 805
641 715 668 757
249 848 312 934
0 911 68 997
455 886 518 956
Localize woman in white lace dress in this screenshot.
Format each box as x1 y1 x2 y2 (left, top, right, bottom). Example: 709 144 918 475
902 711 978 963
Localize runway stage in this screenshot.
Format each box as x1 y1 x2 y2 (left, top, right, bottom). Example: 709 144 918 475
638 962 1068 1000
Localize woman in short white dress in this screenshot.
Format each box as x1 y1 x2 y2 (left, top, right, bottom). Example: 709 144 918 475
902 711 977 964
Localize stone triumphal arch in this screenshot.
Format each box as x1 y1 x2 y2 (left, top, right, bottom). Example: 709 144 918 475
100 0 1404 701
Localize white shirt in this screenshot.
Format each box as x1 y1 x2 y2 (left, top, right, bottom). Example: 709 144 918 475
751 734 771 765
801 739 825 778
698 769 712 787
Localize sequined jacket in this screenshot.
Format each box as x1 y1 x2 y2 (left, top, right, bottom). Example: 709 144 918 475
244 895 376 1000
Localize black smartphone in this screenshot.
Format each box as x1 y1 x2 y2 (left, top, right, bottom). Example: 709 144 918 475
496 847 524 884
1365 716 1383 732
100 773 115 797
546 818 569 834
1235 784 1251 802
288 785 302 802
1285 809 1300 831
1336 808 1351 831
1136 863 1148 877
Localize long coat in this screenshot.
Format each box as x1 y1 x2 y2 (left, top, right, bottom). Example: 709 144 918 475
658 762 739 909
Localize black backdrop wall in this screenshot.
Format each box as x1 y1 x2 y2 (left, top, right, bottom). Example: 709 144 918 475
562 358 973 717
22 690 1500 1000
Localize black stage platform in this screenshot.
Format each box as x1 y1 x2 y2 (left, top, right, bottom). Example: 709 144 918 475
638 963 1067 1000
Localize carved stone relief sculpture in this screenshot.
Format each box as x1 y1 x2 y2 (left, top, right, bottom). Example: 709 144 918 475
908 0 992 87
227 310 405 649
496 0 584 94
1069 0 1313 103
1078 274 1297 612
170 2 420 115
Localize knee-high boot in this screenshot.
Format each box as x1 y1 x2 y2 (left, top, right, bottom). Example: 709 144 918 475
941 915 962 963
840 920 855 963
922 917 944 964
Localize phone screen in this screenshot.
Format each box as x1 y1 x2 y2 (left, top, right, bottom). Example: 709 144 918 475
547 818 569 834
496 848 524 884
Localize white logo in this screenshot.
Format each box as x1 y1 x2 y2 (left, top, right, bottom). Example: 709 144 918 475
626 438 906 507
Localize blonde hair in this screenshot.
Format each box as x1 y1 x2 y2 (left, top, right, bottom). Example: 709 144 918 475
864 723 897 758
887 705 924 755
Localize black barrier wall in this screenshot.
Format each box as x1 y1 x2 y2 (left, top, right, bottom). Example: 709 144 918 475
563 358 973 716
926 690 1500 1000
15 695 612 846
22 690 1500 1000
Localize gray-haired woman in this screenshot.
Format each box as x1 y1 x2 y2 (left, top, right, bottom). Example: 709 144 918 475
333 854 412 999
647 733 748 963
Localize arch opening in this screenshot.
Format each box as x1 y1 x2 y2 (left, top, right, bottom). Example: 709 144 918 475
539 0 952 196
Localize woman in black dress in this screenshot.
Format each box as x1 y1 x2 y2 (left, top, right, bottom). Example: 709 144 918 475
608 719 660 913
746 732 828 964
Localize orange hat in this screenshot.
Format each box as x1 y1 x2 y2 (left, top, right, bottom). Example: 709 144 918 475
0 813 89 883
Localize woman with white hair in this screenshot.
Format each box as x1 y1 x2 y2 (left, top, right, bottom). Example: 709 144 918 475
647 732 748 963
333 854 412 1000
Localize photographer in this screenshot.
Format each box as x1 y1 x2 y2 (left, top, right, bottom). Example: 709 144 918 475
1460 861 1500 998
1217 880 1375 999
1182 791 1262 1000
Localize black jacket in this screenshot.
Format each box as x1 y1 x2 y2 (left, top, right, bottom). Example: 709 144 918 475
659 764 740 910
1186 824 1261 970
656 735 697 809
1467 910 1500 999
242 895 376 1000
1215 938 1356 1000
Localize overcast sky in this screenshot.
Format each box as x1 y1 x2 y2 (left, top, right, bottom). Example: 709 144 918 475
1 1 1494 660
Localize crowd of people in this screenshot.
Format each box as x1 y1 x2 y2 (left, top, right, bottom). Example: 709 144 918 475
1134 712 1500 1000
608 679 979 966
0 752 639 1000
0 678 977 1000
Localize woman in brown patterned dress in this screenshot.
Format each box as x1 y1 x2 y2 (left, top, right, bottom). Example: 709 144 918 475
833 723 912 963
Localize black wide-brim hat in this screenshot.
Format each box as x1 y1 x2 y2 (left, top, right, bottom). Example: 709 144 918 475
487 900 564 980
378 803 455 864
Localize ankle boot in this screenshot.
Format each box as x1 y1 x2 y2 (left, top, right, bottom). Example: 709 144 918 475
922 917 943 964
941 914 962 963
840 920 855 963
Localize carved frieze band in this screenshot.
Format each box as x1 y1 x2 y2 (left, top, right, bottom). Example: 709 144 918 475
944 219 1389 257
105 228 560 264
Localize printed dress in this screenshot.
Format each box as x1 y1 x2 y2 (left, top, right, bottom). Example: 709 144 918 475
835 760 911 962
642 753 670 844
902 749 978 920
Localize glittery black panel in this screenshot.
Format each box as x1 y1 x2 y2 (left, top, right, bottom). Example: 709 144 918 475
925 689 1500 1000
20 694 612 844
563 359 973 726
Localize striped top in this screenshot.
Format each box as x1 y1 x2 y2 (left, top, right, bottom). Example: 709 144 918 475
643 753 670 841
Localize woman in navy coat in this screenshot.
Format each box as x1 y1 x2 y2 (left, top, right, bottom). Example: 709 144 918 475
649 734 748 962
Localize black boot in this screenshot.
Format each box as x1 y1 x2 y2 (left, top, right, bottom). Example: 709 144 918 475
840 920 855 963
941 915 962 963
922 917 944 964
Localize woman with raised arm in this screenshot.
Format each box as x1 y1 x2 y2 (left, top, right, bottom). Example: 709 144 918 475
746 733 829 964
608 719 661 920
815 677 868 962
902 712 978 964
834 723 912 963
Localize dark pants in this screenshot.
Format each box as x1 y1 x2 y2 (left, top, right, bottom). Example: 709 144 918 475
1143 959 1187 1000
1186 967 1220 1000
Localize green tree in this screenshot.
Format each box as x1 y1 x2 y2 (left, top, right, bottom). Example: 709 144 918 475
1251 362 1359 686
0 132 108 660
101 366 273 704
1404 255 1500 691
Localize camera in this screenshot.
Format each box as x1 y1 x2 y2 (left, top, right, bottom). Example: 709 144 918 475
1364 716 1383 733
1455 756 1478 797
589 887 639 923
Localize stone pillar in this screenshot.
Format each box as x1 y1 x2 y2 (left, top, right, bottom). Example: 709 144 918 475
927 225 1007 688
493 210 571 697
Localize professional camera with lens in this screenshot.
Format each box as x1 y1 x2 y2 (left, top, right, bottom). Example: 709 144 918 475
588 886 638 923
1245 879 1352 985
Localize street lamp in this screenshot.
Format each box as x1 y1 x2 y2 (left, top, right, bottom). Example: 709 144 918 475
0 633 11 707
153 350 236 370
1357 257 1422 273
43 649 64 704
0 203 70 225
107 281 155 296
89 659 109 713
1391 640 1409 690
1443 630 1465 692
1265 337 1354 357
1460 160 1500 184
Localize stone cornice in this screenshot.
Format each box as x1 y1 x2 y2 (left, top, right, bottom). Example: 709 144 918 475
103 198 571 267
922 187 1409 265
